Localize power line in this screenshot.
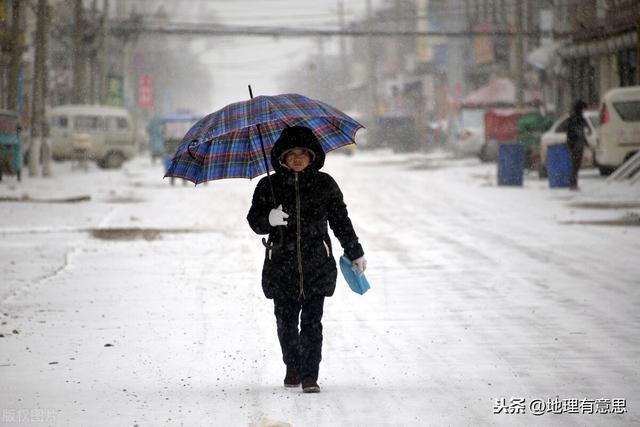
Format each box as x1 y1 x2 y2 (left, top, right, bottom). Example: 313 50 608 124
204 49 306 68
110 19 568 39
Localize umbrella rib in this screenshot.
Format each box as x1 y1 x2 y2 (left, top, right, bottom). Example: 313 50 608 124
321 116 361 146
313 102 363 144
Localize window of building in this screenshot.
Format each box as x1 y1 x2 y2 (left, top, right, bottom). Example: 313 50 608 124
596 0 608 19
571 58 598 106
618 48 637 87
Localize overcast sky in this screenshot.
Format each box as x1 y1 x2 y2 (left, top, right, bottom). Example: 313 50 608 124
131 0 386 110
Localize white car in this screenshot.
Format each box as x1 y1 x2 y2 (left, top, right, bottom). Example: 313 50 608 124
596 85 640 175
452 109 485 157
454 126 485 157
538 110 599 178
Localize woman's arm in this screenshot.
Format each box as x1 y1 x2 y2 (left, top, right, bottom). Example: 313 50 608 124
247 178 273 235
325 174 364 261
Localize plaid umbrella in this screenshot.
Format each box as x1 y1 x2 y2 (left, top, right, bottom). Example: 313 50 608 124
164 92 363 185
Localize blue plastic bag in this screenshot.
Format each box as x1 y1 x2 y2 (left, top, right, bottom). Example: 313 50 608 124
339 255 370 295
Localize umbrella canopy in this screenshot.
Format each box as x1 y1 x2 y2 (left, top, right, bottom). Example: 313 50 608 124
164 93 363 184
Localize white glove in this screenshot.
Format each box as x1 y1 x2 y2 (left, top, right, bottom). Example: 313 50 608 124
351 256 367 275
268 204 289 227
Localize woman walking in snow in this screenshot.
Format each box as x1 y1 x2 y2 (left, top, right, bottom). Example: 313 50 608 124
247 126 366 393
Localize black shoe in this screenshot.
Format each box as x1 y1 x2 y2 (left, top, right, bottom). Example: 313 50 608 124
301 377 320 393
284 366 300 388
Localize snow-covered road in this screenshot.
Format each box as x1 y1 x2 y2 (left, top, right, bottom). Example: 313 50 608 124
1 151 639 426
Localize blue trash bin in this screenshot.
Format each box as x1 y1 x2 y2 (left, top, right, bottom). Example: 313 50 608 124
497 143 524 186
547 143 571 188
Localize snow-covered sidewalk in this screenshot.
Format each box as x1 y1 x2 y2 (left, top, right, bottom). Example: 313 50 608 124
1 152 639 426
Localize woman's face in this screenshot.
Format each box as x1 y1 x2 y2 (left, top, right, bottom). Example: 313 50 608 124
285 148 312 172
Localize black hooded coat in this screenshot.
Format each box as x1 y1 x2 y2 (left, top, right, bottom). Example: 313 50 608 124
247 126 364 300
566 101 588 149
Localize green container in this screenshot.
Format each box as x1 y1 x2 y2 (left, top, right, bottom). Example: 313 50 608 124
517 111 553 150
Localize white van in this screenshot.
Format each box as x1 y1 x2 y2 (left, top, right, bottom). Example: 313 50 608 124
49 105 135 168
596 86 640 175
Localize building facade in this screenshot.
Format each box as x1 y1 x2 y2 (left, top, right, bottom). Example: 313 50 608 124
556 0 639 112
0 0 23 112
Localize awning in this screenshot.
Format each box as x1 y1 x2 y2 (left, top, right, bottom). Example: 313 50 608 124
461 78 543 109
344 81 367 92
527 41 564 70
558 31 637 58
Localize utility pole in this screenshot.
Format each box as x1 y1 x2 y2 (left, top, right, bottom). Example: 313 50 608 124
30 0 50 177
117 1 134 109
515 0 524 107
7 0 23 111
636 16 640 84
98 0 109 104
446 0 466 144
365 0 378 145
41 0 51 177
88 0 98 104
116 0 125 18
338 0 348 88
89 0 102 104
73 0 86 104
394 0 402 73
316 36 325 98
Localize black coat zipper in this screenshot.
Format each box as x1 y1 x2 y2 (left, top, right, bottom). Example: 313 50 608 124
295 173 304 298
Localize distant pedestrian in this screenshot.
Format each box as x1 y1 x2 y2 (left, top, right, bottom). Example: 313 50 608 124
566 100 589 190
247 126 366 393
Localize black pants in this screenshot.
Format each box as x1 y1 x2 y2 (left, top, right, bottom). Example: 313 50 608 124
273 295 325 381
568 144 584 188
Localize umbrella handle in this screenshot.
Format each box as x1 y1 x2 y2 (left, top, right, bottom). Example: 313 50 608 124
248 84 278 207
261 228 284 249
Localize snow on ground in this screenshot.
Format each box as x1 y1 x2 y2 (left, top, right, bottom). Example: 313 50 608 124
0 151 639 426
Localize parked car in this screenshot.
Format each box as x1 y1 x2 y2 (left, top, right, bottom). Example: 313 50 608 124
596 85 640 175
538 110 599 178
48 105 135 169
453 108 485 157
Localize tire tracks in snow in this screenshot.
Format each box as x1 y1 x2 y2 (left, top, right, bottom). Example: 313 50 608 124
1 206 119 307
346 165 639 413
1 242 82 307
395 175 640 396
334 173 502 422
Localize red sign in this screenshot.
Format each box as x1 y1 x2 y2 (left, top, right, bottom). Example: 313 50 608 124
138 74 154 109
